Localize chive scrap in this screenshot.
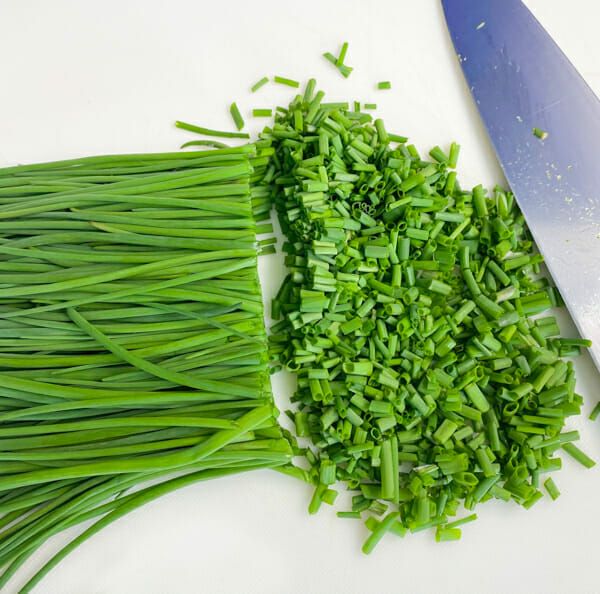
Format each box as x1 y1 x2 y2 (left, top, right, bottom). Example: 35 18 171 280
229 102 245 131
251 76 269 92
533 127 549 140
261 80 590 551
274 75 300 88
364 103 377 110
323 42 353 78
175 120 249 139
253 109 273 118
377 81 392 90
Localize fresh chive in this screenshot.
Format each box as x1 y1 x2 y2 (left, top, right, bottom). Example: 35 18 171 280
251 76 269 92
229 102 245 131
274 76 300 88
253 109 273 118
175 120 249 139
533 127 549 140
377 81 391 90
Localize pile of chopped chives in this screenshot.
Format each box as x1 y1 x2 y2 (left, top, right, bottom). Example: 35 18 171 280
0 146 292 590
259 80 594 551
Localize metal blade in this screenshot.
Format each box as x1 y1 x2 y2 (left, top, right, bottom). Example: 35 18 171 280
442 0 600 367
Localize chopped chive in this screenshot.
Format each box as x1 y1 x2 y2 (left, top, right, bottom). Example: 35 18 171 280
260 79 588 551
364 103 377 110
533 127 549 140
336 42 349 66
377 81 392 90
229 102 245 131
274 76 300 88
251 76 269 92
253 109 273 118
543 477 560 500
562 443 596 469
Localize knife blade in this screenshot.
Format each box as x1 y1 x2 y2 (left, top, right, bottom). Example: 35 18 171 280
441 0 600 368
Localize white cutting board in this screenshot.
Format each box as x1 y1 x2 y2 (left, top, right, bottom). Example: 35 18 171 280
0 1 599 593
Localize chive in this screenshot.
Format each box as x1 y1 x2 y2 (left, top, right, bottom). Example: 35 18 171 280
533 127 549 140
229 102 245 131
544 477 560 500
260 79 587 550
253 109 273 118
377 81 392 90
562 443 596 469
251 76 269 92
180 139 229 149
0 147 290 586
337 42 349 66
364 103 377 110
274 75 300 88
175 120 250 139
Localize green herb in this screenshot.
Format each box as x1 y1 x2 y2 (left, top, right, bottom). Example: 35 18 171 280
274 75 300 88
253 109 273 118
175 120 250 139
323 42 353 78
251 76 269 92
377 81 391 90
0 146 291 588
533 127 548 140
229 102 245 131
261 80 589 552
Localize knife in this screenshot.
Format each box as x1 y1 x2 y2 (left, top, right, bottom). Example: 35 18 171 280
441 0 600 369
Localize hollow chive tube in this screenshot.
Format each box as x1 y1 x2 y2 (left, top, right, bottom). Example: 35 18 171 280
562 443 596 469
273 75 300 88
251 77 269 92
362 511 399 554
544 477 560 500
435 527 461 542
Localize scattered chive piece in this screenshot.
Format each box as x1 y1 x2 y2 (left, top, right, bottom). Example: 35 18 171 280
544 477 560 500
336 42 349 66
323 47 353 78
364 103 377 110
274 76 300 88
251 76 269 92
377 81 391 90
175 120 249 139
229 102 245 131
562 443 596 468
253 109 273 118
533 127 549 140
590 401 600 421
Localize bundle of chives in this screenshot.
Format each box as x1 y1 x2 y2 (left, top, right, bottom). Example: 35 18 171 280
261 80 592 552
0 146 292 590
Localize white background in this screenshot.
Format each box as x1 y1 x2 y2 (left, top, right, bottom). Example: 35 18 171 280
1 1 600 593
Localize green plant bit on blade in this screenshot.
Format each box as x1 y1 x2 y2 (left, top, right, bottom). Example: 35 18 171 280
262 79 590 553
533 127 549 140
